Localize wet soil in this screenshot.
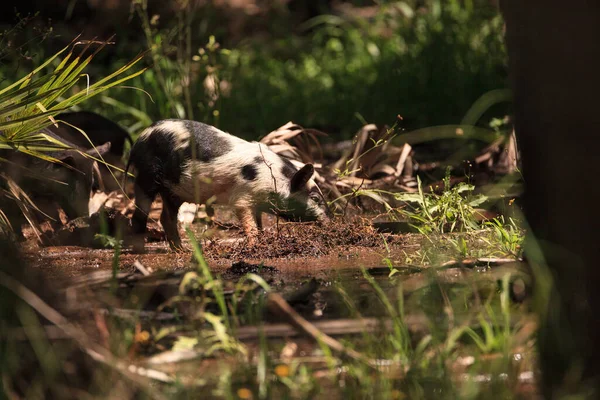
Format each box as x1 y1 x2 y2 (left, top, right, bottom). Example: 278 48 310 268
14 199 536 398
21 197 414 278
20 200 531 324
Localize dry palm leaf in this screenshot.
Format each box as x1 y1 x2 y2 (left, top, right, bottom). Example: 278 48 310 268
260 121 327 164
394 143 413 178
334 124 413 182
1 173 48 242
0 208 12 236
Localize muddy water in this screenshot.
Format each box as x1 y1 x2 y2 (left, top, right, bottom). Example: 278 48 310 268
24 235 531 336
24 242 388 279
22 224 530 324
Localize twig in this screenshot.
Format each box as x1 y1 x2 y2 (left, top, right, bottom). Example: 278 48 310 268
258 143 281 233
266 293 391 372
438 257 522 268
133 260 152 276
145 350 203 365
394 143 412 178
235 316 429 341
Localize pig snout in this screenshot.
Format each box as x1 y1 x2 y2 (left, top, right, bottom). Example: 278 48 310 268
318 208 332 222
0 141 100 238
315 187 333 221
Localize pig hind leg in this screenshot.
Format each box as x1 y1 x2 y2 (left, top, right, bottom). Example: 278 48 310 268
160 191 183 250
131 176 158 235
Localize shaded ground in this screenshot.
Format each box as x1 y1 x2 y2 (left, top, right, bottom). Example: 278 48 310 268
13 193 536 398
22 194 412 276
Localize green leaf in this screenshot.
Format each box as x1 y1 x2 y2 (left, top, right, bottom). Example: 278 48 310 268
394 193 424 204
172 336 199 352
468 194 488 207
454 183 475 193
461 89 512 126
0 38 146 161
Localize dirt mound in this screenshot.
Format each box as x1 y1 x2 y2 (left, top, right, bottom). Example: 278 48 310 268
204 217 394 259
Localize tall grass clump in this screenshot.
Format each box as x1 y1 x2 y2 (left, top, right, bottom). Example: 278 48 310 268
91 0 232 137
395 169 488 235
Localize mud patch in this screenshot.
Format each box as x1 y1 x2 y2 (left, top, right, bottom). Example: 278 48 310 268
52 208 129 247
205 217 405 259
227 261 279 275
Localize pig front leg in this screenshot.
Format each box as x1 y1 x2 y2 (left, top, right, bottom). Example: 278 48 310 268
254 209 263 230
131 182 156 235
235 206 259 246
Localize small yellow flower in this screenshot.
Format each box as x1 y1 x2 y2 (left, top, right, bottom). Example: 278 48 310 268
274 364 290 378
134 330 150 344
237 388 252 399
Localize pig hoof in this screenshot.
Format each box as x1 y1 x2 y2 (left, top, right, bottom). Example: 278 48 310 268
132 244 146 254
126 234 146 253
168 241 185 252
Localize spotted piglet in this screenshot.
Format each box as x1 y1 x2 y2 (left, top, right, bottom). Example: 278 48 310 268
125 120 330 250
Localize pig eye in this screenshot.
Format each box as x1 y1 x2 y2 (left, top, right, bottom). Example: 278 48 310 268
309 193 321 202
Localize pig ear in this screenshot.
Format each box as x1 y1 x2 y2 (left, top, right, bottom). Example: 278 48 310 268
84 142 111 156
290 164 314 192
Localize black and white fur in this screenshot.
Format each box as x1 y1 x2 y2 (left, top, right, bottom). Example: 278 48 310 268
125 120 329 250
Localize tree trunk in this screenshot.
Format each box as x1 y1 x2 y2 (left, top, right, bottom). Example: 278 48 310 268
500 1 600 397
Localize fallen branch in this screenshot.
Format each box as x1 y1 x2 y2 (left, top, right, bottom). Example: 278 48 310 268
438 257 523 268
235 316 429 341
266 292 399 373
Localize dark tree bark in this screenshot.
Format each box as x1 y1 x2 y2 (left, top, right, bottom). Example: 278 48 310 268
500 1 600 397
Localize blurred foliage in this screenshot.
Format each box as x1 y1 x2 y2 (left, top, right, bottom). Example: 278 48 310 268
219 0 507 138
0 0 507 140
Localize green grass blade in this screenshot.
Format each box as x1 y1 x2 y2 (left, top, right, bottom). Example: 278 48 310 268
0 39 75 96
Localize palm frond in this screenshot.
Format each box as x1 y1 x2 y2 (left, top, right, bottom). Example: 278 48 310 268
0 36 148 242
0 37 147 153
